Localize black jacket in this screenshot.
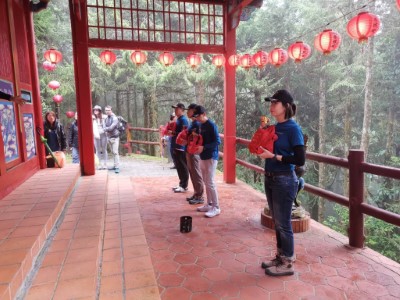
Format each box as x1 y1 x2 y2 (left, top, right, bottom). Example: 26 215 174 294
68 121 79 149
43 120 67 153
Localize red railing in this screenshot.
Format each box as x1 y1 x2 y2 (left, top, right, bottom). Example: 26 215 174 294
233 136 400 248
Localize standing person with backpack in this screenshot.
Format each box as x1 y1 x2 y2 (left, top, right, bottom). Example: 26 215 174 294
258 90 305 277
104 105 120 174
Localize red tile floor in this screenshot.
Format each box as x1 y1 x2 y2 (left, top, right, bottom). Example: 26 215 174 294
0 161 399 300
132 175 400 300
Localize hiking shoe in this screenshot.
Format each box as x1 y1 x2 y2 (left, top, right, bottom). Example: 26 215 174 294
186 195 195 201
265 257 294 276
197 204 212 212
189 198 204 205
261 255 282 269
114 168 120 174
205 207 221 218
174 186 188 193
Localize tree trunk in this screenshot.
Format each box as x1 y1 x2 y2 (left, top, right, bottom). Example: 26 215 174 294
360 39 374 160
143 90 150 154
116 90 121 116
318 72 327 223
343 94 352 197
134 89 138 127
127 85 132 124
149 77 158 156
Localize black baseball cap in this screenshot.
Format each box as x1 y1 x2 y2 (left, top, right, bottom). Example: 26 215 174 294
192 105 206 117
171 103 186 110
187 103 197 110
264 89 294 105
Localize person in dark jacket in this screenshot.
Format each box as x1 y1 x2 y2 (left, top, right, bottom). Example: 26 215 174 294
104 105 120 173
68 112 79 163
43 111 67 158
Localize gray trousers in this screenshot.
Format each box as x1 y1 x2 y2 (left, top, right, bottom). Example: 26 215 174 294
200 158 219 208
108 136 120 168
186 152 204 198
95 134 108 167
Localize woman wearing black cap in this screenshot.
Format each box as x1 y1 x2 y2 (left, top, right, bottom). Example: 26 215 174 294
258 89 305 277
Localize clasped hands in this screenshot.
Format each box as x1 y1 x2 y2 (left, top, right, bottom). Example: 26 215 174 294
257 146 275 159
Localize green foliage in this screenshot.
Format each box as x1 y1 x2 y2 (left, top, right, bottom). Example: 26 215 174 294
324 204 400 263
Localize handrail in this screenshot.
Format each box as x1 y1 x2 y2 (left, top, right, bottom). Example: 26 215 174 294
233 135 400 245
124 125 163 155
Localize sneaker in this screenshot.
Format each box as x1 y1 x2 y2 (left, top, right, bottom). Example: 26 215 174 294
174 186 188 193
261 255 282 269
186 195 195 201
114 168 120 174
189 198 204 205
265 257 294 276
108 166 115 170
205 207 221 218
197 204 212 212
172 185 180 190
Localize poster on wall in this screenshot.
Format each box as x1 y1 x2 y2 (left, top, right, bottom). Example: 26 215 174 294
0 101 19 162
23 113 36 159
0 79 14 97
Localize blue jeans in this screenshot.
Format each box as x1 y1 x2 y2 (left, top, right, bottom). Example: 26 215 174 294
264 172 298 257
72 147 80 164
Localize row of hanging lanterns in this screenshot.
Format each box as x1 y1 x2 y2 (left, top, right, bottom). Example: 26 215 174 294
42 48 67 117
99 11 382 70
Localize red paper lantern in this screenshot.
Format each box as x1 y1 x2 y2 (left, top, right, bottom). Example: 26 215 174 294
268 48 288 67
53 95 63 104
186 54 201 68
397 0 400 11
100 50 116 65
44 48 63 64
159 52 174 66
252 51 269 68
48 80 60 90
212 55 226 68
66 111 75 118
228 54 241 68
288 41 311 63
240 54 253 69
130 51 147 66
347 12 380 43
314 29 341 55
43 61 56 71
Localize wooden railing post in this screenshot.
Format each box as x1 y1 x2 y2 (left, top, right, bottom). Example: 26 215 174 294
348 149 365 248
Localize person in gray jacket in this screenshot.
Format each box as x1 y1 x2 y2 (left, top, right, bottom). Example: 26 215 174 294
104 105 120 173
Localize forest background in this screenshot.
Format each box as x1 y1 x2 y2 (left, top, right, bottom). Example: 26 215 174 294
34 0 399 262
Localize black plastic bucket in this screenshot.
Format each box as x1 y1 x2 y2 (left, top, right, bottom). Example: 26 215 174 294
180 216 192 233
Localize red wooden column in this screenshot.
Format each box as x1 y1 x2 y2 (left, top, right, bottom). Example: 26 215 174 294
69 0 95 175
223 27 237 183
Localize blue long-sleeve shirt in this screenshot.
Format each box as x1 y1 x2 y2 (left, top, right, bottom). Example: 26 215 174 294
199 119 220 160
171 115 189 151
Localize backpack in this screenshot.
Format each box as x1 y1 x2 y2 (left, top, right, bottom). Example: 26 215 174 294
116 116 127 134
